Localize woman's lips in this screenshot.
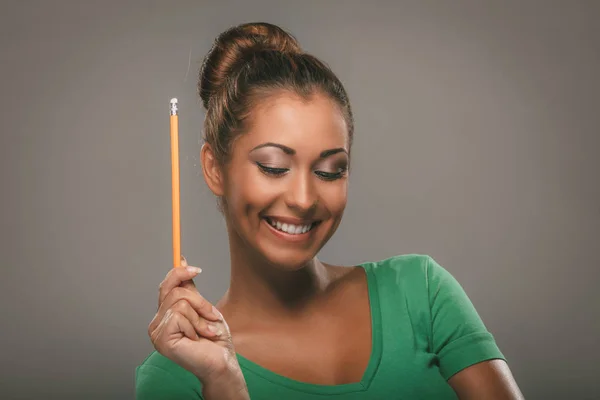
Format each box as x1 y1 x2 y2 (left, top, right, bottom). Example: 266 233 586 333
262 217 321 241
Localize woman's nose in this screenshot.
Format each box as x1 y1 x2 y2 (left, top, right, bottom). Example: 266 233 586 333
285 170 318 212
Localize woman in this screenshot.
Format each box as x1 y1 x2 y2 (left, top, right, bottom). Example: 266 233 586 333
136 22 524 399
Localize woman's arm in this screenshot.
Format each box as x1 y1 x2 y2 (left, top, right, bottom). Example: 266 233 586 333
448 359 525 400
422 256 524 398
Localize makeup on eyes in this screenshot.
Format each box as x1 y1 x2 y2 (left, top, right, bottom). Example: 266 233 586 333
249 144 348 180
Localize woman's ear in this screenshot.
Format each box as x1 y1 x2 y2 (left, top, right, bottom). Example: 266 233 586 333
200 143 225 197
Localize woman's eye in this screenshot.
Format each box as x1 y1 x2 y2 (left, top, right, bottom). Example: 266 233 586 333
315 167 347 181
256 162 288 176
256 162 347 181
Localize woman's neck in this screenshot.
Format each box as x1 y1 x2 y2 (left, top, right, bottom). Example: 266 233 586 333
217 228 334 322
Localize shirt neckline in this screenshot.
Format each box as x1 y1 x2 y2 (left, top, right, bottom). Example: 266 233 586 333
235 261 383 395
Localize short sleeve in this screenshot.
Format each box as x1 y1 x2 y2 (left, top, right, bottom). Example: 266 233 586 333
135 364 203 400
426 256 506 380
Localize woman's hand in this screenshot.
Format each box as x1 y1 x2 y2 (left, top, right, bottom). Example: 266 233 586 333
147 257 249 398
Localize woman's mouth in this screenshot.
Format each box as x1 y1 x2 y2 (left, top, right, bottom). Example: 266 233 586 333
263 217 320 236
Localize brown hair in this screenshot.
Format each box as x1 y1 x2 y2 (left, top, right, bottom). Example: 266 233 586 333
198 22 354 164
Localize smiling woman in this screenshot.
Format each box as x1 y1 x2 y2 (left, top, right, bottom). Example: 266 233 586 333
135 22 524 400
205 92 350 270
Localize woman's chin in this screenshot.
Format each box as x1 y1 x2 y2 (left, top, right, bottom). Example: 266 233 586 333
260 247 316 272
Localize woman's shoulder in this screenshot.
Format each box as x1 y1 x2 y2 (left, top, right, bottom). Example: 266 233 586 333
362 253 442 278
135 351 202 396
359 253 458 296
137 350 179 371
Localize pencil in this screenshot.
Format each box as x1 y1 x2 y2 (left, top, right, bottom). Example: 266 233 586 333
170 98 181 269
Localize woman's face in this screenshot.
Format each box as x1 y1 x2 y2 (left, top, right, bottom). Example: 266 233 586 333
221 91 350 269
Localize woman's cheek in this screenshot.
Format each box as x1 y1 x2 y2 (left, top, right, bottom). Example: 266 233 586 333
227 170 275 210
320 180 348 211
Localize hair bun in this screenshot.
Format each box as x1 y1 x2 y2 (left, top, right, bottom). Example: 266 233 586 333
198 22 302 109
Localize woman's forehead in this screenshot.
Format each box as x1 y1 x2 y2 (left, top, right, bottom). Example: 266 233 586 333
239 92 349 151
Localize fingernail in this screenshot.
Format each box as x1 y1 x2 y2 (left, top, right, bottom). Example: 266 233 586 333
186 266 202 274
207 323 221 335
180 255 187 266
212 305 222 320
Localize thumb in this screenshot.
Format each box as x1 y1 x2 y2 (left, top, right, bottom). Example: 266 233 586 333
179 255 197 290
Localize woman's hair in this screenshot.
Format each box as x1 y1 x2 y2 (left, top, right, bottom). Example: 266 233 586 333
198 22 354 165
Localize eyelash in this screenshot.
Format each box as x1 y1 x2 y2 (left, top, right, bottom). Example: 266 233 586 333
256 162 347 181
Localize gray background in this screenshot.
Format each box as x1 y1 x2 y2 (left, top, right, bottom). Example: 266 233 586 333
1 1 598 399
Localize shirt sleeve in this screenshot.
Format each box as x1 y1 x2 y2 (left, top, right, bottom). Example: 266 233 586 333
425 256 506 380
135 364 204 400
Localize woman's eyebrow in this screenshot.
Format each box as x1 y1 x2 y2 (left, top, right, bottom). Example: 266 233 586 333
251 142 347 158
319 148 347 158
251 142 295 154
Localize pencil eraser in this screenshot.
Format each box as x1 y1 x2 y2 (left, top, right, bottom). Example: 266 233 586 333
170 98 178 104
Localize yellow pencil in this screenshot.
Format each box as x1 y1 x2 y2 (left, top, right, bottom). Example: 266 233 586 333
170 98 181 268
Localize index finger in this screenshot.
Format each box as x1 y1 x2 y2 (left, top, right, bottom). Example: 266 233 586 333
158 258 202 307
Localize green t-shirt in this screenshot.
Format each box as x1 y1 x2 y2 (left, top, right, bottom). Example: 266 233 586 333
135 254 505 399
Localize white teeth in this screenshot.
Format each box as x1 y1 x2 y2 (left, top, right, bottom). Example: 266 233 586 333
267 218 314 235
